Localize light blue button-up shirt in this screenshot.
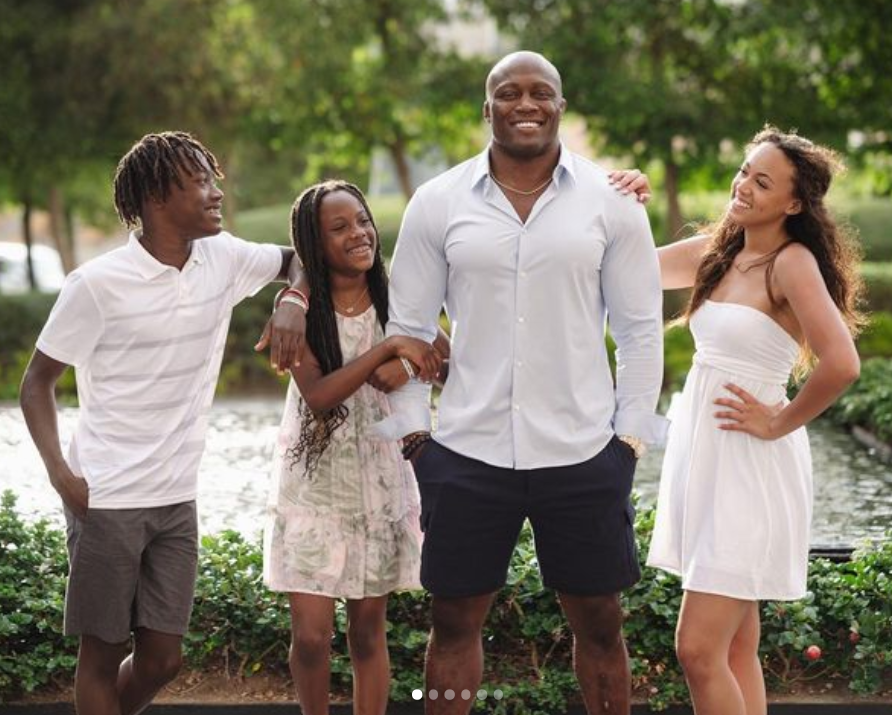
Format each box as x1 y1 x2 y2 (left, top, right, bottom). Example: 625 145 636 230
383 144 667 469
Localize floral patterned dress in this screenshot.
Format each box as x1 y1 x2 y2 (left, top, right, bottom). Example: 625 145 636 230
263 306 422 598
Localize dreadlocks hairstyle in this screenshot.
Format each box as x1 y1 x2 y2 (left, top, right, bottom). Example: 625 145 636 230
685 126 866 371
285 180 390 478
113 131 224 228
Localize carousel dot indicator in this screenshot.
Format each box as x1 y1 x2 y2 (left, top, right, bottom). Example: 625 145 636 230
412 689 423 700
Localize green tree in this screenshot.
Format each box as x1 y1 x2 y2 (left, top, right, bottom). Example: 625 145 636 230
480 0 744 240
252 0 488 199
0 0 122 273
69 0 284 229
792 0 892 194
477 0 886 239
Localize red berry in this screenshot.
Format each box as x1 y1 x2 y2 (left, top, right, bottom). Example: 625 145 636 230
850 631 861 645
805 645 822 661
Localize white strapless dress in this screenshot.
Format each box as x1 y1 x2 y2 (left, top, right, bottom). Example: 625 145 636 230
647 300 813 600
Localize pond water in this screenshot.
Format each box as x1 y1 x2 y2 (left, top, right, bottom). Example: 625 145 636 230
1 399 890 546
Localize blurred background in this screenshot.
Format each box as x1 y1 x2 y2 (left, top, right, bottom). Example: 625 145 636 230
1 0 890 539
2 0 891 268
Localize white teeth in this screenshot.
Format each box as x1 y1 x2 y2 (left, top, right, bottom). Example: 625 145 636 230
515 122 540 128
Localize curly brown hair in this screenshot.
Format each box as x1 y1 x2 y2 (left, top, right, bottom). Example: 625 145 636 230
685 126 866 354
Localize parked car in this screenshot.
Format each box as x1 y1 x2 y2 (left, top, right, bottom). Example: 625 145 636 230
0 242 66 294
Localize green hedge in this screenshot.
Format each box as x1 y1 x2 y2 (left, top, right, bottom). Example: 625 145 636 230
863 262 892 313
839 198 892 263
825 358 892 444
0 288 285 400
2 490 890 711
2 289 891 402
0 293 75 400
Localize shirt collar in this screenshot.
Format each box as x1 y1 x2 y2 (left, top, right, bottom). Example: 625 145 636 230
127 230 203 279
471 142 578 191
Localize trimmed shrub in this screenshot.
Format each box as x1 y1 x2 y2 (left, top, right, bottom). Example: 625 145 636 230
858 311 892 359
0 492 75 697
825 358 892 444
2 490 890 710
862 262 892 313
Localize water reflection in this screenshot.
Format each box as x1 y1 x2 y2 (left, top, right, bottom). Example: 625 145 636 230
1 399 889 545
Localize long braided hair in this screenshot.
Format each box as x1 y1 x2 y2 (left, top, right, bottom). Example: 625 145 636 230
286 180 390 477
113 131 223 228
685 126 866 370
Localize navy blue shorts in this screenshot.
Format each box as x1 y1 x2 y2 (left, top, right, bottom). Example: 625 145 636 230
411 436 640 598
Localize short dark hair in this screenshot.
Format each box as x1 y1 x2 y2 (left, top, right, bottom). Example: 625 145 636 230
113 131 223 228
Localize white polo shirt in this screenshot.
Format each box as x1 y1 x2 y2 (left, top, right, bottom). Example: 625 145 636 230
37 231 282 509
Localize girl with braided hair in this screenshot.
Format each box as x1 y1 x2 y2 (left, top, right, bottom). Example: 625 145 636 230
263 180 444 715
619 126 864 714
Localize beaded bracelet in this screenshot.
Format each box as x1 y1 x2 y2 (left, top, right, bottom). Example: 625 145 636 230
401 432 431 461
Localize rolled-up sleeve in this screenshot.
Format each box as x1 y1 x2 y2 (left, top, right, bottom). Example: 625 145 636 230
601 200 668 445
377 189 448 439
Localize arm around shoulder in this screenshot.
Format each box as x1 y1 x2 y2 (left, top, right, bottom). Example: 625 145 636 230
657 234 711 290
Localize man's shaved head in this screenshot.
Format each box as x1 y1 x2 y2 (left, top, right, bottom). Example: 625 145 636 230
485 51 563 99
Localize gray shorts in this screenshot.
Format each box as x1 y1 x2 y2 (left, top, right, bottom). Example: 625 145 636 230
64 501 199 644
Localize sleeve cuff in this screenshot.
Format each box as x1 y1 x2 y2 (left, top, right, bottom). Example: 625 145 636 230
372 388 432 441
614 409 669 447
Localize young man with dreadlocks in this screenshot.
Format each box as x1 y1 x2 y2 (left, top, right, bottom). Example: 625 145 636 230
19 131 307 715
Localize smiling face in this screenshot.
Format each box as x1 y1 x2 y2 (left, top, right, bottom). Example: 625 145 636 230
729 143 802 229
318 190 377 277
160 151 225 240
483 53 566 160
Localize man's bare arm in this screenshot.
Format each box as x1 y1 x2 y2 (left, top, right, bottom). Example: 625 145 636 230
20 350 89 516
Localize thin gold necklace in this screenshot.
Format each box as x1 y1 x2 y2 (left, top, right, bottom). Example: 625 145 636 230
490 173 553 196
334 286 369 314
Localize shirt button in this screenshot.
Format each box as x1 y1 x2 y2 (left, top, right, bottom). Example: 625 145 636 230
517 316 525 323
514 404 521 411
516 361 523 368
520 271 528 278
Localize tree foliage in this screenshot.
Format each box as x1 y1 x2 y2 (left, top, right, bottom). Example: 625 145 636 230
249 0 488 198
476 0 892 236
2 0 892 258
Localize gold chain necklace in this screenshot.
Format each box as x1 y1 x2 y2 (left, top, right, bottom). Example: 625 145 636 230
334 286 369 314
490 173 553 197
